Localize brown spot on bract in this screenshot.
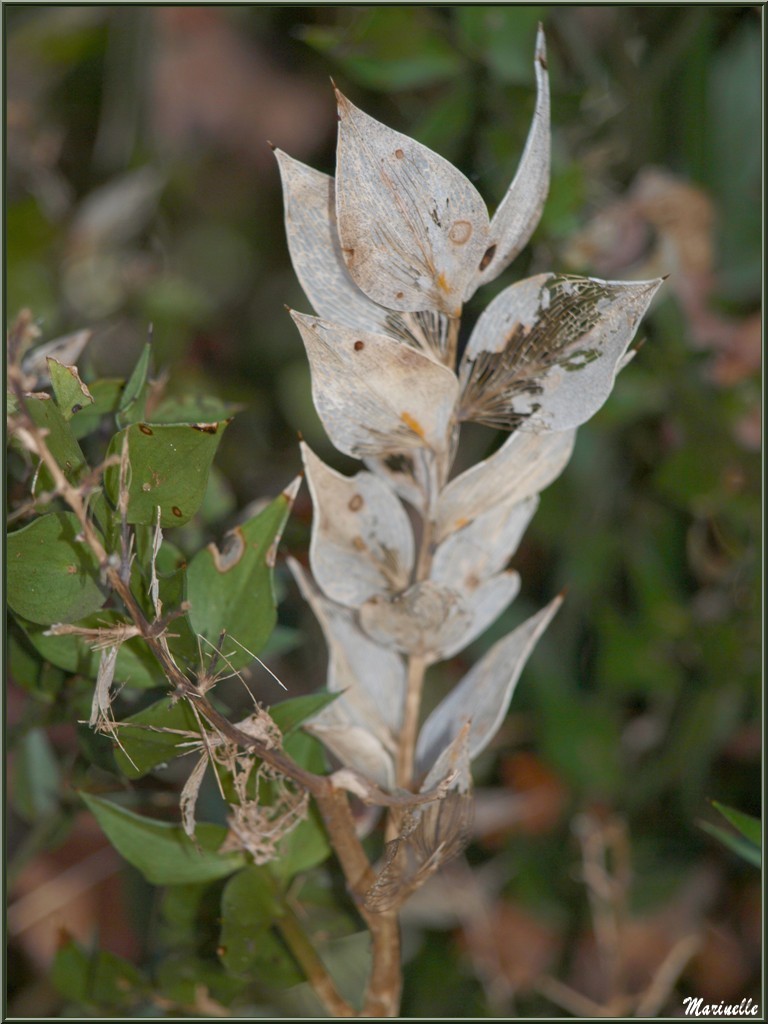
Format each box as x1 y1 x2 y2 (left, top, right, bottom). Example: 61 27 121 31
348 493 364 512
395 291 404 299
352 536 367 552
394 148 405 159
539 54 548 70
400 411 426 439
192 423 218 434
71 403 82 415
172 506 183 518
448 220 472 245
138 424 153 435
479 244 497 271
354 340 365 351
436 272 451 293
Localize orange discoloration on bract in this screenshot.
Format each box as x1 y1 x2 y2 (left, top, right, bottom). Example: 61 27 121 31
400 412 426 439
436 272 451 294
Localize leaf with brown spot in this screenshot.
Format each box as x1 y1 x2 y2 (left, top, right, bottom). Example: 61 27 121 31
301 442 414 607
104 420 229 527
334 89 490 316
290 310 459 459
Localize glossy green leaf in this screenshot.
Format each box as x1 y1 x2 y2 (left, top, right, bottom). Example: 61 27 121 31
186 487 294 669
113 698 202 779
23 611 164 689
116 340 151 427
7 512 107 625
47 357 94 420
104 419 228 527
81 792 246 885
219 866 302 987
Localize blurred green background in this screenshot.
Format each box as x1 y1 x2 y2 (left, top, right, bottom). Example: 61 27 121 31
7 5 761 1017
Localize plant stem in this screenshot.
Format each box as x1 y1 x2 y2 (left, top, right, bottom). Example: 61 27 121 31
276 904 357 1016
10 377 402 1018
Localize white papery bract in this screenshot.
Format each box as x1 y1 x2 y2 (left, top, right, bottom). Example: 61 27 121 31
278 30 662 811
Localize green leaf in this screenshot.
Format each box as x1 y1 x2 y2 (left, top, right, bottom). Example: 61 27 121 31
268 691 340 737
700 819 761 868
7 512 107 625
113 698 202 779
186 489 293 668
12 728 60 822
25 394 88 485
7 628 65 700
116 340 151 427
52 939 148 1009
81 792 247 885
149 393 241 425
454 6 546 84
703 801 762 867
283 729 327 776
271 807 331 881
69 378 124 439
711 801 761 847
104 419 229 527
22 611 164 689
47 357 95 421
278 932 371 1017
219 866 302 987
301 9 463 92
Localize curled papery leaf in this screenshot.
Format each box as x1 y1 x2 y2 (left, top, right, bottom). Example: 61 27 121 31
334 89 490 318
415 594 563 774
290 310 459 459
432 495 538 591
468 26 550 296
359 581 471 658
301 442 414 607
438 571 521 661
420 722 472 793
288 558 406 738
275 150 452 362
435 429 575 542
458 274 663 431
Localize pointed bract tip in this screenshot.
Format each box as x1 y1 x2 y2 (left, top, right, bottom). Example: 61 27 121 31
557 585 569 601
282 475 302 503
535 23 547 60
266 139 276 151
661 273 671 281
